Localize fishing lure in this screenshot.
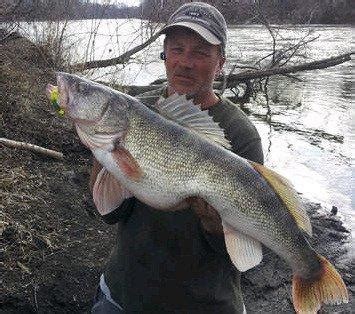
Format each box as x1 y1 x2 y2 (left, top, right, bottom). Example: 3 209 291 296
49 87 65 116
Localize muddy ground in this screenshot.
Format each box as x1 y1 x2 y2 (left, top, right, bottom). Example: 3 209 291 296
1 32 353 313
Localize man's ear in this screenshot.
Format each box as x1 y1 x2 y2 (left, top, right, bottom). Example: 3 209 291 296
215 57 225 78
160 52 166 61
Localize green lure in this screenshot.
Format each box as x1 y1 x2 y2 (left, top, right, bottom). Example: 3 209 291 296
49 87 65 116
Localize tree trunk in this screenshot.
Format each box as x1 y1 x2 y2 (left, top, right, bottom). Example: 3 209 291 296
121 52 353 96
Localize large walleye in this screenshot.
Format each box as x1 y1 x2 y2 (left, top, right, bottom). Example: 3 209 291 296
47 73 348 313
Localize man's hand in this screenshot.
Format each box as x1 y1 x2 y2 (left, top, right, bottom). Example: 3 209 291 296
191 197 224 234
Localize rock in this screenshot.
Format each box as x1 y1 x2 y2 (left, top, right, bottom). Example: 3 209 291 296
242 201 353 313
331 205 338 215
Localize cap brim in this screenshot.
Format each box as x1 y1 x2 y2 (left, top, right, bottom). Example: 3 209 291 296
160 21 221 45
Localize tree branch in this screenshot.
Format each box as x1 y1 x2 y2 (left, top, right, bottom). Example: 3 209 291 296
223 52 353 88
0 138 64 160
71 32 161 71
124 52 353 96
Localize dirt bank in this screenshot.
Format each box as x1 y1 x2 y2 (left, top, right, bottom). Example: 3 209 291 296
1 31 353 313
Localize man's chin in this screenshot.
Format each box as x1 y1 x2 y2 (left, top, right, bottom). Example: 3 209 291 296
169 84 196 97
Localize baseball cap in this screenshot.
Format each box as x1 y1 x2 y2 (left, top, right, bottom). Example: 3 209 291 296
159 2 227 55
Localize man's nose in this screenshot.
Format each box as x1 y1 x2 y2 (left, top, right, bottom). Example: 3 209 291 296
178 51 194 68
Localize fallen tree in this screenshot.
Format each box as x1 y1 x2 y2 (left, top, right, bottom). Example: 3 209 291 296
118 52 353 98
221 52 353 87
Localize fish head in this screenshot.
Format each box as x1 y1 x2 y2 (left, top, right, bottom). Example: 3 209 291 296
56 72 125 123
49 72 132 130
47 72 132 149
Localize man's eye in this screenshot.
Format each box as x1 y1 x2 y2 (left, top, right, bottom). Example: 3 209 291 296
171 47 183 53
195 50 210 57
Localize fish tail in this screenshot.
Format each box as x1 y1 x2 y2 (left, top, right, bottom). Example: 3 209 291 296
292 254 348 313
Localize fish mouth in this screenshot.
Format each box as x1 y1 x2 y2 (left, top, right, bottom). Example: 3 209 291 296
46 73 69 113
57 73 69 109
46 84 56 98
46 73 107 126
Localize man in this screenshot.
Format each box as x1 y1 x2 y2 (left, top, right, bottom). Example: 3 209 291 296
91 2 263 313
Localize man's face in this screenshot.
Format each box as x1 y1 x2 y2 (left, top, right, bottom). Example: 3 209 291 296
164 28 225 100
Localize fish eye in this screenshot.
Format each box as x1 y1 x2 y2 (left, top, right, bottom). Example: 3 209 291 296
77 82 89 94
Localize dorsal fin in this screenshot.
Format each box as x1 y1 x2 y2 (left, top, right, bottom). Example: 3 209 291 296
250 161 312 236
154 94 231 149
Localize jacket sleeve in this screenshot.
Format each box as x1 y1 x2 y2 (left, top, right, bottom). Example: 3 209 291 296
232 136 264 164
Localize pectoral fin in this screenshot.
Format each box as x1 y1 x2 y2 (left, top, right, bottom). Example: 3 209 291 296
223 221 263 272
249 161 312 236
112 147 143 181
93 167 132 215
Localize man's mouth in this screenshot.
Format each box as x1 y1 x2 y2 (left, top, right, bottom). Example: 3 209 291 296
174 74 195 82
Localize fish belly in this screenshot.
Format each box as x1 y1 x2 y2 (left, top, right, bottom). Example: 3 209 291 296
93 144 196 209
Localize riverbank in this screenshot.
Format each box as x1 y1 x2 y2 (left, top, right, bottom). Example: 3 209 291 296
1 32 353 313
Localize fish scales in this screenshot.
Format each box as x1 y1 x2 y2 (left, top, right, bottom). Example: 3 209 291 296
123 102 319 275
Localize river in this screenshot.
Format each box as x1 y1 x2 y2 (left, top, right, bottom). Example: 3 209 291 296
17 20 353 237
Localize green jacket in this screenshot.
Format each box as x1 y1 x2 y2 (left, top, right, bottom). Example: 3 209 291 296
103 87 264 313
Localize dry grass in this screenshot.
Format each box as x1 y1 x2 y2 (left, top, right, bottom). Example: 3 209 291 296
1 30 116 312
